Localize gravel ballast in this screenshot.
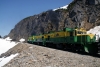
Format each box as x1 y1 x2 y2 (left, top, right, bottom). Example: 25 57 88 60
1 43 100 67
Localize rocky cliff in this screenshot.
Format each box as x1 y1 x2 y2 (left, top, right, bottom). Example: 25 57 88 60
8 0 100 42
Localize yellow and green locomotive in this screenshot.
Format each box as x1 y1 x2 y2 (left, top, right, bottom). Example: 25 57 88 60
27 27 100 54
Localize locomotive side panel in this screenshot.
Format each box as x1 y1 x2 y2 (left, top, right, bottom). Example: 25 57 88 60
27 28 99 54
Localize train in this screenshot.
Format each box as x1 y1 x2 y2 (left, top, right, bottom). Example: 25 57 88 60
27 27 100 54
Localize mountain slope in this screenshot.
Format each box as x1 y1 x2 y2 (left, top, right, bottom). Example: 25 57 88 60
8 0 100 42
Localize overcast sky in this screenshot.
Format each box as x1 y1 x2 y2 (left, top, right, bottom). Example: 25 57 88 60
0 0 73 37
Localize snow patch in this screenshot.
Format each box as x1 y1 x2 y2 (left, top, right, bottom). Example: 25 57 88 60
5 37 12 41
0 38 19 66
87 26 100 41
0 53 19 67
0 39 18 55
53 5 68 11
19 38 25 43
87 26 100 37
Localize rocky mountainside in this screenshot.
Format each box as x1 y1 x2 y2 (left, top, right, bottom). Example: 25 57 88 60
8 0 100 41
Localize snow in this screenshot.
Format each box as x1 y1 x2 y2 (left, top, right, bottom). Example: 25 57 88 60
0 53 19 67
87 26 100 36
87 26 100 41
19 38 25 43
0 38 19 66
53 5 68 11
0 38 18 55
5 37 12 41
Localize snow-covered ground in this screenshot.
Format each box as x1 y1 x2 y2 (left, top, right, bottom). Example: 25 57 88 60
19 38 25 43
0 38 17 55
87 26 100 39
53 5 68 11
0 53 18 67
0 37 19 67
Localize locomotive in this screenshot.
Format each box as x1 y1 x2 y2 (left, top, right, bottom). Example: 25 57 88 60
27 27 100 54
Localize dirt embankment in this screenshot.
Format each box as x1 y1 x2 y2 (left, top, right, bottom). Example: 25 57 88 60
1 43 100 67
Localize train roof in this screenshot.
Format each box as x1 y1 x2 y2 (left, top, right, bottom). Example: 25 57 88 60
64 28 74 31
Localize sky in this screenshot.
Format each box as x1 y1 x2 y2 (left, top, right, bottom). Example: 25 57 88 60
0 0 73 37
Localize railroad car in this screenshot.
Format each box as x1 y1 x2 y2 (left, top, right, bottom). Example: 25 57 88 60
27 27 100 54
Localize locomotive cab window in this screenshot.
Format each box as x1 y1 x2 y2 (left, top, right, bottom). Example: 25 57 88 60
78 31 82 34
83 32 86 34
77 31 86 34
77 31 82 34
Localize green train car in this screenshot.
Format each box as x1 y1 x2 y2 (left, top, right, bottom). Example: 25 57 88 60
27 28 100 54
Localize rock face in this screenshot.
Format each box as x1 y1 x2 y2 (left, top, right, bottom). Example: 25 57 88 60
69 0 100 29
8 0 100 42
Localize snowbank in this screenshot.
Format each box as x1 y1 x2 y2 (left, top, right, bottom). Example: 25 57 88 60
87 26 100 36
0 38 19 66
87 26 100 41
19 38 25 43
5 37 12 41
0 39 18 55
0 53 19 67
